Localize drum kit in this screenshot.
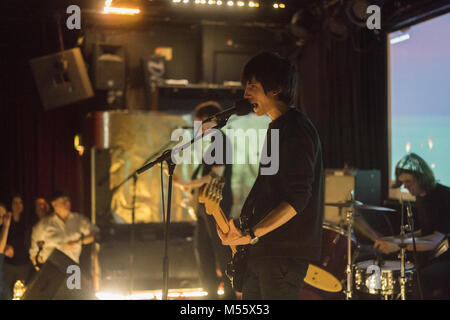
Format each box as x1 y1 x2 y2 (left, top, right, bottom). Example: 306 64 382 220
302 195 418 300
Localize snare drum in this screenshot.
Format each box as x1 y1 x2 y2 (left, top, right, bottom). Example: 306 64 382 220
304 224 359 293
354 260 415 296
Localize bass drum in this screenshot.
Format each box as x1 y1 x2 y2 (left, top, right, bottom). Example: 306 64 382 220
303 224 359 293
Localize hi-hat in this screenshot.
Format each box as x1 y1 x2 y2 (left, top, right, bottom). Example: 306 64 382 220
325 200 396 213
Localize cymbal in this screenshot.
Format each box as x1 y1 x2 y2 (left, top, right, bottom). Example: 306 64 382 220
325 200 396 213
379 237 433 245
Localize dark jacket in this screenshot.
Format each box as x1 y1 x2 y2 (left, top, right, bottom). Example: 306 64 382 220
242 108 324 262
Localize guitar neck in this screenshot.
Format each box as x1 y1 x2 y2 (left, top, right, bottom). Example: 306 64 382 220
210 206 237 255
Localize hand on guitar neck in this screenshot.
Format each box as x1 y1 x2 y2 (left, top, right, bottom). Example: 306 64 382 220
216 219 251 247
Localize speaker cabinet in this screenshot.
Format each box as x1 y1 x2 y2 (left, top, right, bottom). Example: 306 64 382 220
324 169 381 225
29 48 94 110
92 44 125 90
22 249 93 300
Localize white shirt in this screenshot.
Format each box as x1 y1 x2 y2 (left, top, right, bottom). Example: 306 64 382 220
29 212 99 264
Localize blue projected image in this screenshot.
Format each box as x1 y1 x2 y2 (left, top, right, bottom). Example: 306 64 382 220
389 12 450 189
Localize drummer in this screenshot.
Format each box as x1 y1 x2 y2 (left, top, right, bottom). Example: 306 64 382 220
363 153 450 299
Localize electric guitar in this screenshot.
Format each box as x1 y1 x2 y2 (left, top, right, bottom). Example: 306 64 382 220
198 173 248 292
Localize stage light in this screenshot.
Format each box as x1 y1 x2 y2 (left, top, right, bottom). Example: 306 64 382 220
237 1 245 7
390 34 410 44
183 0 189 3
345 0 371 27
96 288 211 300
105 0 112 7
217 0 223 5
279 3 285 8
227 1 234 6
290 8 320 44
273 3 279 9
208 0 215 4
103 7 140 15
201 0 207 4
248 1 256 7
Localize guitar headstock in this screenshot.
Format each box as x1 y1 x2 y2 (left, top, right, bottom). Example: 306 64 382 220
198 173 225 216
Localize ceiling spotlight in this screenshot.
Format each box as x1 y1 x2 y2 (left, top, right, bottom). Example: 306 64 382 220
208 0 215 4
217 0 223 4
273 3 279 9
237 1 244 6
346 0 371 27
227 1 234 6
290 8 320 45
279 3 285 9
183 0 189 3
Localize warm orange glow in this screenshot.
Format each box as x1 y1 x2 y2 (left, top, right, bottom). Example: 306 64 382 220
103 7 140 15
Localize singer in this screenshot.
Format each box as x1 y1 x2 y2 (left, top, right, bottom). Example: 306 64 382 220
217 51 324 300
365 153 450 299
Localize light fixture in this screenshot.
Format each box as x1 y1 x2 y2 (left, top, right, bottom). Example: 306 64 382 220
345 0 371 27
74 134 85 156
227 1 234 6
273 3 279 9
217 0 223 5
103 7 140 15
237 1 245 7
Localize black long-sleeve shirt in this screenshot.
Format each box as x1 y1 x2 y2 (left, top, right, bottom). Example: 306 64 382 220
242 108 324 262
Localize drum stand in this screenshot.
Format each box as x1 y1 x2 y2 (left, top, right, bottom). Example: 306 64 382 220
398 199 408 300
345 207 355 300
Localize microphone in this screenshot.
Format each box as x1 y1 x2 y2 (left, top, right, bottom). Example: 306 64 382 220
35 241 45 268
202 99 253 125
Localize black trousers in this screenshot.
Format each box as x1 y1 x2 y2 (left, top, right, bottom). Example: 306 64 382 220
194 205 234 299
242 256 309 300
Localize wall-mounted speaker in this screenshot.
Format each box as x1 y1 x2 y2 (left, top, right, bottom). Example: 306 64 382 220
29 47 94 111
92 44 125 90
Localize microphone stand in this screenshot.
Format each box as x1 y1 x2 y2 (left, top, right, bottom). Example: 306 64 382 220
398 198 407 300
136 118 228 300
108 140 175 297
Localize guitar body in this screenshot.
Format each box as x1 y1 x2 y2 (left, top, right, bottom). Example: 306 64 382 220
225 246 248 292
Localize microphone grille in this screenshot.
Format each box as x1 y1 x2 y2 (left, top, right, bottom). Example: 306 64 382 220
234 99 253 116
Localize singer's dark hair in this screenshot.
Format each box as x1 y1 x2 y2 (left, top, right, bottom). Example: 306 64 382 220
241 51 298 106
194 101 222 120
393 153 436 193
